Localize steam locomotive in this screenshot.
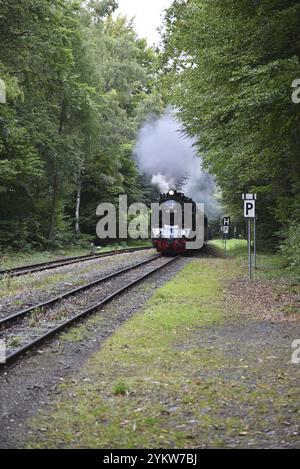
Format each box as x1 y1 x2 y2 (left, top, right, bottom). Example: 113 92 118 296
152 190 208 255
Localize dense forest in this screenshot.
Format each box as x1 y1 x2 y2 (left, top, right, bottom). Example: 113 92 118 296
161 0 300 267
0 0 299 269
0 0 161 250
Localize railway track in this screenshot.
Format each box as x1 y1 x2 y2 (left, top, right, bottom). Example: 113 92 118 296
0 246 153 278
0 255 178 369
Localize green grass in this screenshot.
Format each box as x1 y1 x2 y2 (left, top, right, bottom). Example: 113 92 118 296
211 239 299 283
113 382 128 396
7 336 22 348
211 239 248 258
26 252 299 448
0 268 84 299
27 258 233 448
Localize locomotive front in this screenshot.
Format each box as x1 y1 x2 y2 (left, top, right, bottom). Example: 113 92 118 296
152 190 207 255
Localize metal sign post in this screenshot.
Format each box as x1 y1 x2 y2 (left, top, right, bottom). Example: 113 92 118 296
243 194 256 281
254 215 257 270
247 219 252 281
223 217 231 257
223 226 229 255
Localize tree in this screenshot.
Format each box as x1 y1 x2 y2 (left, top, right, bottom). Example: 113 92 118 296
0 0 162 250
161 0 300 249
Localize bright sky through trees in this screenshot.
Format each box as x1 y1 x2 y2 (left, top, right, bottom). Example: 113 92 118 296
115 0 173 44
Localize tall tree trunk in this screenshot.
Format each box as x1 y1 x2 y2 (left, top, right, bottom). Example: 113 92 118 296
48 102 65 246
75 178 81 236
48 171 59 245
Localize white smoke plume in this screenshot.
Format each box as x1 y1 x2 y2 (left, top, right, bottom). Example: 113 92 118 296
151 174 176 193
134 108 221 219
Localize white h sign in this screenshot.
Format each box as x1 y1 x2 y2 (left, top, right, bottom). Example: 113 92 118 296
223 217 231 227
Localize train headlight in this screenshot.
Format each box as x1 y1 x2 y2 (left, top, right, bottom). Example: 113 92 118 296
169 190 175 196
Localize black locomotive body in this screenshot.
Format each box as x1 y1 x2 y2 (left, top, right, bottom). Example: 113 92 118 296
152 190 208 255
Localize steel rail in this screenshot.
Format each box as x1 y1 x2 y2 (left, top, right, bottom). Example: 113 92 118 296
1 256 179 368
0 255 161 328
0 246 153 278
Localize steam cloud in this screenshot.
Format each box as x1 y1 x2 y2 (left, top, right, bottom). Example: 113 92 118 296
151 174 176 194
134 108 220 219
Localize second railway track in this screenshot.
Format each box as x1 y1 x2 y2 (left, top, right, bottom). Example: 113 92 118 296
0 255 179 369
0 246 153 278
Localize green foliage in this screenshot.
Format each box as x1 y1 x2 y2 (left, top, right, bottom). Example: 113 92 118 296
112 382 128 396
0 0 161 250
280 221 300 272
161 0 300 255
